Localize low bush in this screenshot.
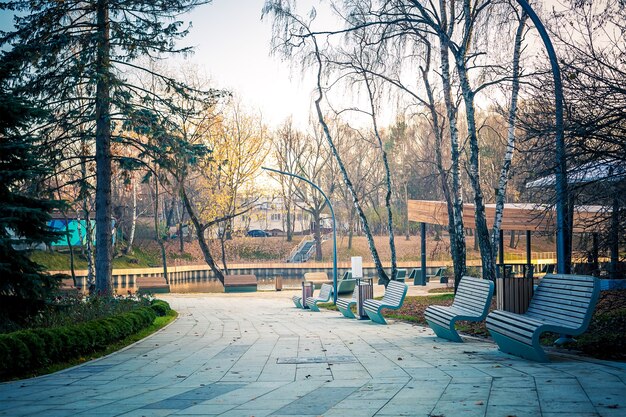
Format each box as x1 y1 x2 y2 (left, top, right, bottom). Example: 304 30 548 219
150 299 171 317
0 305 159 378
576 307 626 359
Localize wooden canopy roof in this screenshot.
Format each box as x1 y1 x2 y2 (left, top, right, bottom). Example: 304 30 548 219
408 200 608 233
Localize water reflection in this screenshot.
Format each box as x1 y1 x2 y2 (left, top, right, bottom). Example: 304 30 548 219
167 277 303 293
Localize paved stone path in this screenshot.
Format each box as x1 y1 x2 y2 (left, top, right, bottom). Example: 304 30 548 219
1 292 625 417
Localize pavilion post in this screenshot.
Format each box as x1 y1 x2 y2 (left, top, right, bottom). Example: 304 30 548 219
420 222 427 286
526 230 532 278
498 229 505 278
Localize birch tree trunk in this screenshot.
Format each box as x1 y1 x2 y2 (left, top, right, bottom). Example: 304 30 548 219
313 210 323 261
363 74 397 279
492 12 528 262
125 177 137 255
437 3 467 289
311 38 390 284
154 175 169 284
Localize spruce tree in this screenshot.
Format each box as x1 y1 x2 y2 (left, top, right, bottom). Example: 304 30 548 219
0 0 211 295
0 65 62 324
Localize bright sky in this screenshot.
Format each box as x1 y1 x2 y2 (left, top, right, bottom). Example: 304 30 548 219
0 1 330 129
179 0 328 129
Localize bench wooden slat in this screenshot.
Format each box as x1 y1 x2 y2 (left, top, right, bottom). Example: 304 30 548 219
306 283 333 312
224 274 257 293
424 276 494 342
486 274 600 362
336 287 359 319
363 281 408 324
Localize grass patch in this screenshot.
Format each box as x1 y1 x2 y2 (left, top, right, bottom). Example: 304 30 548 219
30 250 88 270
317 302 338 311
3 310 177 381
29 246 160 270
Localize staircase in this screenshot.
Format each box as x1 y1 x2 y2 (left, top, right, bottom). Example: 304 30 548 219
286 236 317 263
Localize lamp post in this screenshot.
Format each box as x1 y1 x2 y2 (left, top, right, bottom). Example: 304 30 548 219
262 166 338 303
515 0 568 274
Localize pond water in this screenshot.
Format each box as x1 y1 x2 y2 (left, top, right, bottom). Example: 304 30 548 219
166 277 303 293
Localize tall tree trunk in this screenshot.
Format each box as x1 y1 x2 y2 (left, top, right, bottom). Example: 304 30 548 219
286 201 293 242
311 38 389 284
313 210 322 261
178 206 185 253
363 74 397 279
219 221 230 275
405 182 410 241
153 174 168 284
457 60 496 283
124 177 137 255
80 141 95 291
348 207 355 249
180 186 225 284
437 13 467 290
95 0 113 296
54 173 76 286
492 12 528 265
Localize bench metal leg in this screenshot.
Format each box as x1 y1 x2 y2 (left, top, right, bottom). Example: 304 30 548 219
365 308 387 324
490 330 549 362
426 319 463 342
293 297 303 308
337 303 356 319
308 302 320 312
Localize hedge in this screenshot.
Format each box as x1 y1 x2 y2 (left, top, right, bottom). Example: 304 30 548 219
0 300 171 377
577 307 626 358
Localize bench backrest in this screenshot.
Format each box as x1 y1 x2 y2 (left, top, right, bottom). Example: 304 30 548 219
452 276 494 316
341 271 353 280
318 283 333 301
526 274 600 333
382 280 408 307
304 272 329 282
224 274 257 286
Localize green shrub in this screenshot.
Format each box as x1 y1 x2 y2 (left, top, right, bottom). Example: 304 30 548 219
577 307 626 359
0 306 159 378
0 335 31 372
13 331 45 368
150 300 170 317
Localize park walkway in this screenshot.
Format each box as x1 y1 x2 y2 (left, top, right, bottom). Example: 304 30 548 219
1 291 625 417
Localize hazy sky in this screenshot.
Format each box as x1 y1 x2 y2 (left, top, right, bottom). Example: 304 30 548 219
0 1 327 129
180 0 318 129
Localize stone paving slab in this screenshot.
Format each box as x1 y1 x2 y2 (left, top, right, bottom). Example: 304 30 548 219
1 292 625 417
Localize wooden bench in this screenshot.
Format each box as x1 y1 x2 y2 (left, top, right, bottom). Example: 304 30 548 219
337 278 356 295
306 284 333 312
486 274 600 362
377 268 407 285
336 286 359 319
363 280 408 324
424 276 494 342
430 267 447 283
137 276 170 294
304 271 330 288
224 274 257 293
409 268 426 285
